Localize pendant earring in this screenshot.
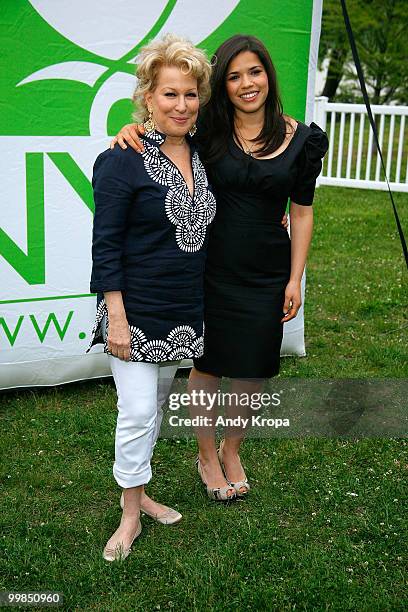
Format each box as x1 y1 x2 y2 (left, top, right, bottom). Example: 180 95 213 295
143 108 156 133
189 123 197 137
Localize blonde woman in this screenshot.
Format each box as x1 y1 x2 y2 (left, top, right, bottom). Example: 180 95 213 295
87 34 225 562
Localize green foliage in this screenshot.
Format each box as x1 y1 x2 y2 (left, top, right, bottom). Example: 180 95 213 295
320 0 408 104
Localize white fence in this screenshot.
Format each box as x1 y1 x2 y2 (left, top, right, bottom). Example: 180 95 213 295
314 96 408 192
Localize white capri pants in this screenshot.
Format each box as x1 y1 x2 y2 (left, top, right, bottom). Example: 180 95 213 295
109 355 180 489
108 355 180 489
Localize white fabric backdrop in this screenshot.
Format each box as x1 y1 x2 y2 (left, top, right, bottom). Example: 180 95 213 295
0 0 323 389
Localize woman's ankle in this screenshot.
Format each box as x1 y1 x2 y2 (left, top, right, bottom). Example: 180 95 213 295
222 438 243 457
198 449 219 465
120 510 140 523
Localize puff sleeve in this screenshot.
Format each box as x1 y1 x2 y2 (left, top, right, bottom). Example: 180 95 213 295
289 122 329 205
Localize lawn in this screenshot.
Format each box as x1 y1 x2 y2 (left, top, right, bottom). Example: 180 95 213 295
1 186 407 611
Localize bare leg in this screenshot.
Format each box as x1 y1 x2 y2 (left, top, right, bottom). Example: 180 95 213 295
222 378 265 493
104 486 142 558
188 367 234 496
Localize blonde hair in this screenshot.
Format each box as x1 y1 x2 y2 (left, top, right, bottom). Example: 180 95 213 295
132 33 212 122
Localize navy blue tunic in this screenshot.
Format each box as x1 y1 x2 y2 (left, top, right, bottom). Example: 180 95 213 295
87 129 216 362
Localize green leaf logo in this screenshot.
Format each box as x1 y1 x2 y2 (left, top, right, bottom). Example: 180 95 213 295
19 0 239 134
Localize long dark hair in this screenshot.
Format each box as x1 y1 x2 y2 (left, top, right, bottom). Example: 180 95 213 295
199 34 291 164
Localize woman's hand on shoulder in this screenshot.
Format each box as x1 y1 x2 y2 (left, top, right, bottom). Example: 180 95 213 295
281 280 301 323
107 318 131 361
283 115 298 131
110 123 145 153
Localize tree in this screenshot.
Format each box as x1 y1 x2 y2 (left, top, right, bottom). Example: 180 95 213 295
319 0 408 105
319 0 350 99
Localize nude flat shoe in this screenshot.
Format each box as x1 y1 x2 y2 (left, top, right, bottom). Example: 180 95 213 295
102 519 142 562
218 439 251 498
120 493 182 525
196 457 236 502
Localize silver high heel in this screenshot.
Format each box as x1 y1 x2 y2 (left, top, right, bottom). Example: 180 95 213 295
120 493 182 525
196 457 236 501
218 439 251 497
103 520 142 562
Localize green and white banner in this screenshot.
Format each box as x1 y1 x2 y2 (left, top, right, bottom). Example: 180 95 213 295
0 0 323 389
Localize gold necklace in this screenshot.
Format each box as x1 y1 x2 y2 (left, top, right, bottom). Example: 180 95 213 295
235 123 256 156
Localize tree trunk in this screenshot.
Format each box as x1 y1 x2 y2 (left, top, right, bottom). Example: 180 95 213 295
321 47 348 100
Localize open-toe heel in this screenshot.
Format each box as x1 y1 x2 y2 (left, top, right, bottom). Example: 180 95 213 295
218 439 251 498
196 457 236 502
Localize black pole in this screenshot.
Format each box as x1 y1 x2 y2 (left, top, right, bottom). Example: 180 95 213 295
340 0 408 270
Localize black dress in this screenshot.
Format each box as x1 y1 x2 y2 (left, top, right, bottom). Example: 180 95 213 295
193 121 329 378
87 129 216 363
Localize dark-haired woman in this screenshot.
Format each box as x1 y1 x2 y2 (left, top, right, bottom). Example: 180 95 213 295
112 34 329 501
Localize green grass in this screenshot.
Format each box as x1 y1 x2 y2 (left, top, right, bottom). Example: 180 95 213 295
1 187 407 611
283 186 407 377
